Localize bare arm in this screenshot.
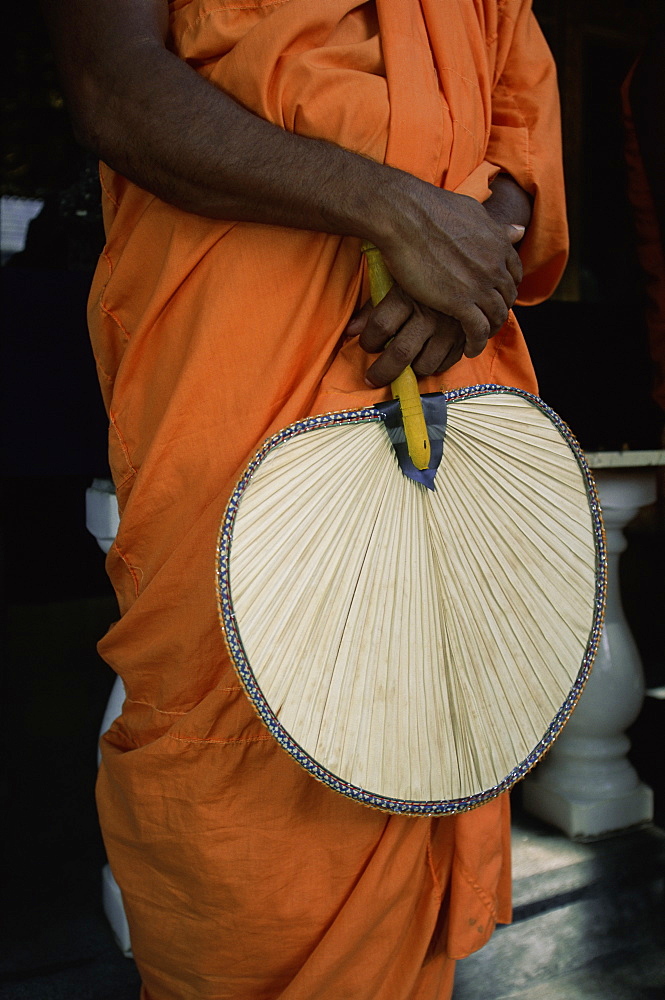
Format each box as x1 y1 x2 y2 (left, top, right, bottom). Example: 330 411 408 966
41 0 382 234
42 0 524 377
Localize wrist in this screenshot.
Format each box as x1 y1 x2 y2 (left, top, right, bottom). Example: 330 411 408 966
323 152 403 245
359 167 432 256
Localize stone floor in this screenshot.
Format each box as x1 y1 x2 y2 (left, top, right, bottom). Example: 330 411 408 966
2 596 664 999
455 810 665 1000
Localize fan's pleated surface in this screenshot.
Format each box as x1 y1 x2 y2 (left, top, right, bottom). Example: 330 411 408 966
227 392 598 804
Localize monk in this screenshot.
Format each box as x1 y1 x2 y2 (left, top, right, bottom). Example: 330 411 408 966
44 1 568 997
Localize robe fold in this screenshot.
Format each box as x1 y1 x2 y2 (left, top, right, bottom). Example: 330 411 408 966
90 2 568 997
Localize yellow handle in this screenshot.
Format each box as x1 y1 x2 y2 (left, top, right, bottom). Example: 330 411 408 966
361 243 431 471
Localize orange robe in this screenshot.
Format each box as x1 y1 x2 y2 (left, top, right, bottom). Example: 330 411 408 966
90 2 567 998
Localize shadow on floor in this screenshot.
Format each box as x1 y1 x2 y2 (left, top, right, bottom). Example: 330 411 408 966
2 597 664 999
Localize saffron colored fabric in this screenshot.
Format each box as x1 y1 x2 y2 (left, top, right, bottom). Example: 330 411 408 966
90 2 568 998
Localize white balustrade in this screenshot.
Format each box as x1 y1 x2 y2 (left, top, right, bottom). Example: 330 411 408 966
86 480 132 957
523 452 664 838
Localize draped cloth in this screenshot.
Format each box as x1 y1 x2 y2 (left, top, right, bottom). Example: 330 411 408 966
90 2 567 997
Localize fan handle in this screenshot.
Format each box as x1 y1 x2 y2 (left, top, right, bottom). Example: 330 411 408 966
361 243 431 470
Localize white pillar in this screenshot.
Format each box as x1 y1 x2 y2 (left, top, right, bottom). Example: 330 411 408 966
86 480 133 957
85 478 120 555
523 469 655 838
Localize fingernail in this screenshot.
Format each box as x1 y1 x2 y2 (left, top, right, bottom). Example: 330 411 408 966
510 224 525 234
364 378 376 388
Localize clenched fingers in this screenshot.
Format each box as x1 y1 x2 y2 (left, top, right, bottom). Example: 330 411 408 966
505 245 523 289
361 295 466 387
411 314 465 376
354 285 414 353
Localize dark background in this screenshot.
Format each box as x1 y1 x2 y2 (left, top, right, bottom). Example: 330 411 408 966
1 0 664 993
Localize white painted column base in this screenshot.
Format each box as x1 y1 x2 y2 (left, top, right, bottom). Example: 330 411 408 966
523 469 656 839
85 478 120 555
523 765 653 840
86 479 133 956
102 862 133 957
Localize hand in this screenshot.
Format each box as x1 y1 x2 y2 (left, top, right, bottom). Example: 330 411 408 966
483 173 533 231
346 285 465 387
373 177 524 358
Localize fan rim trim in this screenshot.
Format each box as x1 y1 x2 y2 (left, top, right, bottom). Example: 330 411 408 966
216 383 608 816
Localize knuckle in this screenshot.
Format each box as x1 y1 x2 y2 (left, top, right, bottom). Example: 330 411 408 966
487 315 506 337
371 313 392 337
411 348 435 376
359 331 379 352
463 313 490 357
483 297 506 328
502 282 517 307
391 341 414 366
508 255 523 285
469 313 490 338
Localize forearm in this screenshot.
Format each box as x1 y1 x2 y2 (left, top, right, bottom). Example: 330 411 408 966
42 0 398 244
84 48 392 238
43 0 524 358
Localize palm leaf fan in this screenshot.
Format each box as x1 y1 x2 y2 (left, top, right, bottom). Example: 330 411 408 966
216 247 606 816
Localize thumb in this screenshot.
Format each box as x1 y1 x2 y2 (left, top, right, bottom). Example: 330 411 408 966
506 224 526 245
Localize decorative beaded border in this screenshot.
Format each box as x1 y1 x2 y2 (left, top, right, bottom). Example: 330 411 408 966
216 384 607 816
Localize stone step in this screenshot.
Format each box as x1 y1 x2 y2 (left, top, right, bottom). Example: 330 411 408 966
454 814 665 1000
458 944 665 1000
